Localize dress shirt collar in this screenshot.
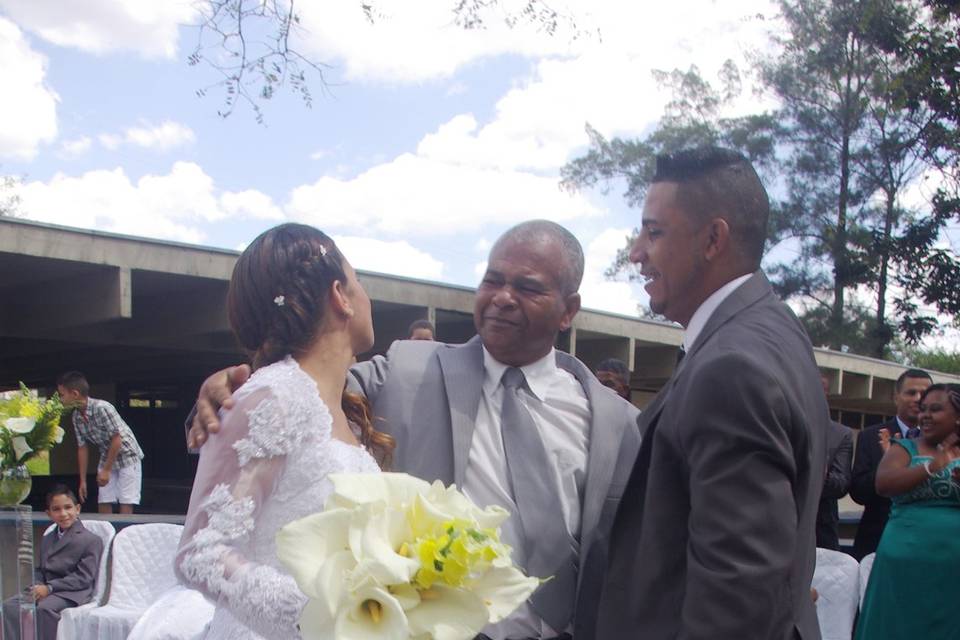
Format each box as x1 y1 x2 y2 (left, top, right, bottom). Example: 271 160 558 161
894 416 912 438
482 346 557 402
682 273 753 352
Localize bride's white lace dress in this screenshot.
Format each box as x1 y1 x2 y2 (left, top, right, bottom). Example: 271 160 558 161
161 357 380 640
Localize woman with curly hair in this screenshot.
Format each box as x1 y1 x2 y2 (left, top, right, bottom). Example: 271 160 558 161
855 382 960 640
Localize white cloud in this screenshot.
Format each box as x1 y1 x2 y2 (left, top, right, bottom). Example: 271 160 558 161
288 152 599 236
221 190 284 221
58 136 92 157
16 162 280 244
0 0 196 59
334 236 444 281
474 238 491 253
0 17 57 161
293 1 572 84
97 121 195 152
578 228 645 316
124 121 195 150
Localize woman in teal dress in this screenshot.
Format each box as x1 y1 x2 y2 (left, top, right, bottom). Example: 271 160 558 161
855 383 960 640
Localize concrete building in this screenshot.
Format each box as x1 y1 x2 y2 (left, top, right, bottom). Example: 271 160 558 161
3 216 957 512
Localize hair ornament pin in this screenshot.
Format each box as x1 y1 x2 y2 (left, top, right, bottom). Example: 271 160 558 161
319 245 328 257
274 295 285 307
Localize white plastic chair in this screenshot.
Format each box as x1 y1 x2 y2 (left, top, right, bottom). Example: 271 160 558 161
48 519 116 640
859 552 876 609
812 547 860 640
58 523 183 640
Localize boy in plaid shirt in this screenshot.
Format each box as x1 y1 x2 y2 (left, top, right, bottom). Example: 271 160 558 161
56 371 144 514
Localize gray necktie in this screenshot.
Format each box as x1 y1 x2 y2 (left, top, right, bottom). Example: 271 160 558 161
500 367 576 631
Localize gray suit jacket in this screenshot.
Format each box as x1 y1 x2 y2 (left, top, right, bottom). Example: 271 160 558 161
37 519 103 606
587 272 826 640
816 421 853 550
348 336 641 625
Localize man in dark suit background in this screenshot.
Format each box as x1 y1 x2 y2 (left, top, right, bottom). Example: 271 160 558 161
816 376 853 551
583 147 827 640
2 485 102 640
850 368 932 559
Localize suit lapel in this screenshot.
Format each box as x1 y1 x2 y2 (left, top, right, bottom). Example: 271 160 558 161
436 337 485 488
557 351 627 552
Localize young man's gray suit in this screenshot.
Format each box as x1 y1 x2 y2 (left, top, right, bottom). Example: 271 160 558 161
2 519 102 640
348 335 642 631
584 272 827 640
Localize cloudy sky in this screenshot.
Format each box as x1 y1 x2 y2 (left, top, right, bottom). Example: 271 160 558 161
1 0 782 319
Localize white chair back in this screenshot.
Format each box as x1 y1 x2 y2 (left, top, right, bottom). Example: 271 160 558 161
105 523 183 609
859 552 876 609
812 547 860 640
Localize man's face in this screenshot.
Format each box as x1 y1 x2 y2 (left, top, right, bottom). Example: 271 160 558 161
46 494 80 530
630 182 711 327
894 376 932 425
474 237 580 367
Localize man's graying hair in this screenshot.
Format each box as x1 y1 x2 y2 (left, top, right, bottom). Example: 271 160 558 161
653 146 769 270
493 220 585 295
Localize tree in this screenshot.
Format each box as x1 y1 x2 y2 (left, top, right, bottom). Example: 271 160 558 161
189 0 584 123
0 174 21 217
563 0 950 357
560 63 781 279
887 1 960 341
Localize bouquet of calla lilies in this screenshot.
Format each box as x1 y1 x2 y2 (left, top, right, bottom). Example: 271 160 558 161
276 473 541 640
0 383 64 467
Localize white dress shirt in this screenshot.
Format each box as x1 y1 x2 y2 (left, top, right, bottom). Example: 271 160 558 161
682 273 753 351
463 347 591 639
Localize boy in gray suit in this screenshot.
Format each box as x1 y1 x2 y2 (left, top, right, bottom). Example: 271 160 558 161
2 485 103 640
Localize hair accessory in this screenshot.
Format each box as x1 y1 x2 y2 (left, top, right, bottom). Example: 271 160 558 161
319 245 328 257
273 295 285 307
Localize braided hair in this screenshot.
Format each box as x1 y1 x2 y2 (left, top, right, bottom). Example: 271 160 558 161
227 223 394 466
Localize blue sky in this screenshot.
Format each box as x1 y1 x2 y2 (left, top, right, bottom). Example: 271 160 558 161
0 0 849 322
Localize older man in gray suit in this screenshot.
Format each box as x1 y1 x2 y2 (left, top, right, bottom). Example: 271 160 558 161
580 148 827 640
190 220 641 640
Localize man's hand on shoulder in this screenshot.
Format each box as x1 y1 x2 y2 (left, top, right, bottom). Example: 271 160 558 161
188 364 251 449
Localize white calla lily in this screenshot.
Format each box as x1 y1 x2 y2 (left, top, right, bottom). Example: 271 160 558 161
277 509 353 598
11 436 33 461
52 426 65 444
329 473 431 510
4 417 35 434
334 585 409 640
349 505 419 585
298 596 338 640
468 565 541 623
405 585 489 640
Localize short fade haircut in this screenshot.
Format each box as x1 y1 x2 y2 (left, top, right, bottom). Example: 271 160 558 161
493 220 585 296
652 146 769 269
56 371 90 397
408 319 435 337
46 484 79 508
895 368 932 392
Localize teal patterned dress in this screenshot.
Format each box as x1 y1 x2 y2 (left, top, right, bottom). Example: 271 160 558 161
855 437 960 640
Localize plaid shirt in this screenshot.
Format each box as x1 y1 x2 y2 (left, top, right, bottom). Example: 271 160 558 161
72 397 144 468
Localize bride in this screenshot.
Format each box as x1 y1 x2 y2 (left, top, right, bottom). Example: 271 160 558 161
165 223 391 639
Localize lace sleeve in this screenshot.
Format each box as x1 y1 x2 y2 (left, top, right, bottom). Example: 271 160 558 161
175 386 307 637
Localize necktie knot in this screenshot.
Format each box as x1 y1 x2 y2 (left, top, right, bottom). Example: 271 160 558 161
907 427 921 439
501 367 526 391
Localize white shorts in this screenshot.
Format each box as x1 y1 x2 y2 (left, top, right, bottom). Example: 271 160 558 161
97 460 142 505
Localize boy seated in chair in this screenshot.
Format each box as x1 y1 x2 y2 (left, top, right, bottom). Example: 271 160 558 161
2 485 103 640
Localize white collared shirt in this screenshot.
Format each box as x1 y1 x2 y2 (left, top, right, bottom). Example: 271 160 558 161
463 347 590 640
682 273 753 351
895 416 912 438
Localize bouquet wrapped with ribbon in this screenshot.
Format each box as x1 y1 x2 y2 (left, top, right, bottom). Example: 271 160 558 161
276 472 540 640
